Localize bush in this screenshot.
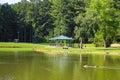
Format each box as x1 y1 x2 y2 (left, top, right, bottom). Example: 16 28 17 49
94 34 103 47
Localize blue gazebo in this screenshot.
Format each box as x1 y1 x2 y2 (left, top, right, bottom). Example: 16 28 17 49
50 35 72 40
49 35 73 47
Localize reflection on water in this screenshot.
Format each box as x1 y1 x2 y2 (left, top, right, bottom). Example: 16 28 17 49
0 51 120 80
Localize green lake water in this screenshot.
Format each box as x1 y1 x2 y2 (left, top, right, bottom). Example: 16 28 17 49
0 51 120 80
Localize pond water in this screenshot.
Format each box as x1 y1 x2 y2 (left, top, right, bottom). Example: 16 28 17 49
0 51 120 80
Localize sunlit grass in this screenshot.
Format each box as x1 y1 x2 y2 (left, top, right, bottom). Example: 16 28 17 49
0 42 120 55
0 42 38 51
0 48 33 51
0 42 40 47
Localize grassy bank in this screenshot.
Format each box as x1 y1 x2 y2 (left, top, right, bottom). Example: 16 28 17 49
0 42 120 55
0 42 37 51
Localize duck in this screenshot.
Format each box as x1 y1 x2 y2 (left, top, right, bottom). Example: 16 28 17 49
83 65 88 68
83 65 98 68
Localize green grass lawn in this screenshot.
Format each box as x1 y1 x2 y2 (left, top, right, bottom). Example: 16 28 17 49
0 42 120 55
0 42 52 51
0 42 39 47
0 42 39 51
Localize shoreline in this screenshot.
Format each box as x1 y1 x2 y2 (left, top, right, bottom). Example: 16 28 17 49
0 47 120 55
34 48 120 55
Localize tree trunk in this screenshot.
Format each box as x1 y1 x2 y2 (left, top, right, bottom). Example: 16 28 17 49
103 37 107 48
79 37 83 49
103 37 111 48
24 27 26 42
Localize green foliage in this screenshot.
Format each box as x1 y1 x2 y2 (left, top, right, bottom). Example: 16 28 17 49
50 0 69 36
0 0 120 46
33 35 46 43
86 0 119 47
94 32 103 47
0 3 17 41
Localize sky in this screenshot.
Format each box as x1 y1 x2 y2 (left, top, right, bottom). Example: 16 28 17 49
0 0 27 4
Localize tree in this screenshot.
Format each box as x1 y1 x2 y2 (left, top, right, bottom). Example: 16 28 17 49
81 0 119 48
0 4 2 41
12 1 29 42
114 0 120 42
73 0 86 48
0 3 17 41
50 0 69 36
94 0 118 48
32 0 53 42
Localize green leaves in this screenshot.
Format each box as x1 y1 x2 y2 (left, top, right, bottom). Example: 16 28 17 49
89 0 119 47
0 0 120 44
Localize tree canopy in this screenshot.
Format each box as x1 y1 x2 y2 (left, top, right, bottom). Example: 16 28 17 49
0 0 120 47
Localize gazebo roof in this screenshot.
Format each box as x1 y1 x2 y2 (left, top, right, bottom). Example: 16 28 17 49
50 35 72 40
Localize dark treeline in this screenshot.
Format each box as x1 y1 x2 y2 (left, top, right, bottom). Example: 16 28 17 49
0 0 120 48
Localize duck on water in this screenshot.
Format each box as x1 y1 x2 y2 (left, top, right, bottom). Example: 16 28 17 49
83 65 120 70
83 65 98 68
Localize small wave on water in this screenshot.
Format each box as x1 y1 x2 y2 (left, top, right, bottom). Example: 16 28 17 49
83 65 120 70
